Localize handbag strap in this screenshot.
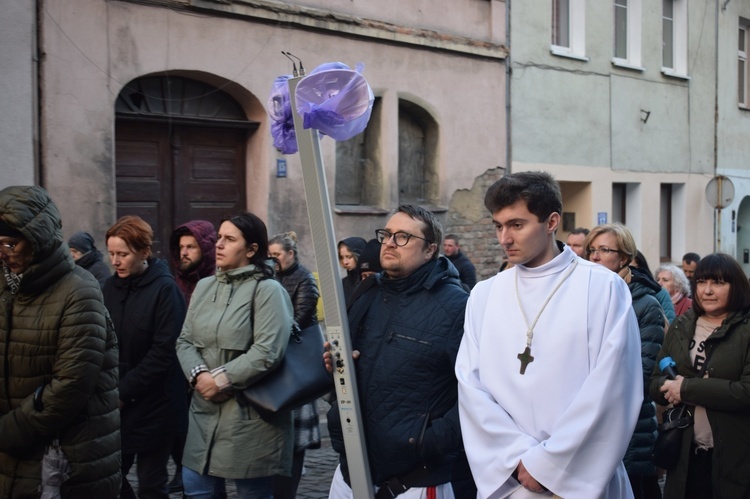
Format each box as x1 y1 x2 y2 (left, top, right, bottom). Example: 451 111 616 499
249 277 299 339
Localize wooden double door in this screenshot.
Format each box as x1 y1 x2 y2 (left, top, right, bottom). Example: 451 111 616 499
115 121 248 258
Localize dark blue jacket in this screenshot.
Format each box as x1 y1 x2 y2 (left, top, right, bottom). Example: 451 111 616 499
328 256 469 488
446 251 477 290
623 266 666 476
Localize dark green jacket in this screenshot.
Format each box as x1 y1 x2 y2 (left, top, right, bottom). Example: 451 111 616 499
0 186 121 498
650 308 750 499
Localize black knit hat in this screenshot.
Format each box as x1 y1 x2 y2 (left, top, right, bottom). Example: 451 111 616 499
358 239 382 273
0 219 22 238
68 231 96 253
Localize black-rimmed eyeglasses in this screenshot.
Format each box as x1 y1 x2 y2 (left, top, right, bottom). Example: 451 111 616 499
375 229 431 247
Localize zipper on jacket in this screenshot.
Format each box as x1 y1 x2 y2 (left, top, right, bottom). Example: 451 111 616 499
2 297 13 407
387 332 433 347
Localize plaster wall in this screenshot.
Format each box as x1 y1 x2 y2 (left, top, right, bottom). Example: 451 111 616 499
0 1 36 186
295 0 506 43
509 0 719 266
513 162 715 271
717 2 750 172
38 0 506 270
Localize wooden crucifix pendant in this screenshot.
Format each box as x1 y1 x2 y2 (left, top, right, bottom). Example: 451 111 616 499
517 346 534 375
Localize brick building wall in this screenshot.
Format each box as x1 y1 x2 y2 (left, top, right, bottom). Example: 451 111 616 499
445 167 506 283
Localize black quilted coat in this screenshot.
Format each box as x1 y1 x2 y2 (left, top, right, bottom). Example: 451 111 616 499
623 267 666 477
328 256 470 488
0 186 121 498
276 261 319 329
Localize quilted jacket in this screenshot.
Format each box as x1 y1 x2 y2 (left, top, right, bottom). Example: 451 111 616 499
277 262 319 329
0 186 121 498
328 256 470 488
623 267 666 477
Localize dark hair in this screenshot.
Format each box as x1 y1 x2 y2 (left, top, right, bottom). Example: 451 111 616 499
269 231 299 263
106 215 153 258
633 250 652 276
445 234 460 245
484 171 562 222
569 227 590 236
220 212 274 277
682 252 701 265
691 253 750 316
395 205 442 259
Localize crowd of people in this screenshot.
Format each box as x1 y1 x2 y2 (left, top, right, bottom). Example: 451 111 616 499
1 174 748 499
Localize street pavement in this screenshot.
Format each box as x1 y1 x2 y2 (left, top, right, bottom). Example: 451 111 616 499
127 398 338 498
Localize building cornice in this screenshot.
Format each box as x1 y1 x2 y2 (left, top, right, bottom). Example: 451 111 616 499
130 0 507 60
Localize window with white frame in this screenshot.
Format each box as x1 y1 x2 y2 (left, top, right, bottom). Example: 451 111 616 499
551 0 587 60
613 0 643 70
662 0 688 77
740 20 749 108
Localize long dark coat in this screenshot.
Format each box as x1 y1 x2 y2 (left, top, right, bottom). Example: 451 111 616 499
103 258 187 453
650 307 750 499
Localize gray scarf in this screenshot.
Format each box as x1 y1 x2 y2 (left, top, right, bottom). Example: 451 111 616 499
2 265 21 295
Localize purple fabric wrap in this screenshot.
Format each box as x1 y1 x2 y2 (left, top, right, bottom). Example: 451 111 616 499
267 75 298 154
294 62 374 141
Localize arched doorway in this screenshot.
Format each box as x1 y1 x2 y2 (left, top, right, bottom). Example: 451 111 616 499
115 75 258 257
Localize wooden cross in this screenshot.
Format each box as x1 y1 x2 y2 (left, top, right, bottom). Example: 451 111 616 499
517 346 534 375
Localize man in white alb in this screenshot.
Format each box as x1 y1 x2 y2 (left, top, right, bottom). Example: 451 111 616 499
455 171 643 498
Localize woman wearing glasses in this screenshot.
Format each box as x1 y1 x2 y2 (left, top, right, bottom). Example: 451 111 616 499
585 223 667 499
0 186 120 497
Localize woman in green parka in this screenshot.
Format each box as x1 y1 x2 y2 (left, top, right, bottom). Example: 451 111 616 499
0 185 121 498
650 253 750 499
176 212 294 498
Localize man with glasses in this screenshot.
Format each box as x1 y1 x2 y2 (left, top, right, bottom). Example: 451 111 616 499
455 171 642 498
326 205 475 498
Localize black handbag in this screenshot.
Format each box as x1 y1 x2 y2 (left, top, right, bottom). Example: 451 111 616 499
237 281 332 419
653 404 693 470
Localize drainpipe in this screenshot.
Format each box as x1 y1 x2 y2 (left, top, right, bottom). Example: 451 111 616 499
34 0 43 186
505 0 512 174
713 0 720 252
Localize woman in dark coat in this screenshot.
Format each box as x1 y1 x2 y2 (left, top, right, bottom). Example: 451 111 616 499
269 231 321 498
650 253 750 499
586 223 666 499
103 215 187 499
68 230 112 288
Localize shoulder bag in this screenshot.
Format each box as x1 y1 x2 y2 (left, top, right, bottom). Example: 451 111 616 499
652 403 693 470
652 348 712 470
237 280 332 419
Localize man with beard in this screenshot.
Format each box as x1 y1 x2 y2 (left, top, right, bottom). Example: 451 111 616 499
166 220 217 493
169 220 217 306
